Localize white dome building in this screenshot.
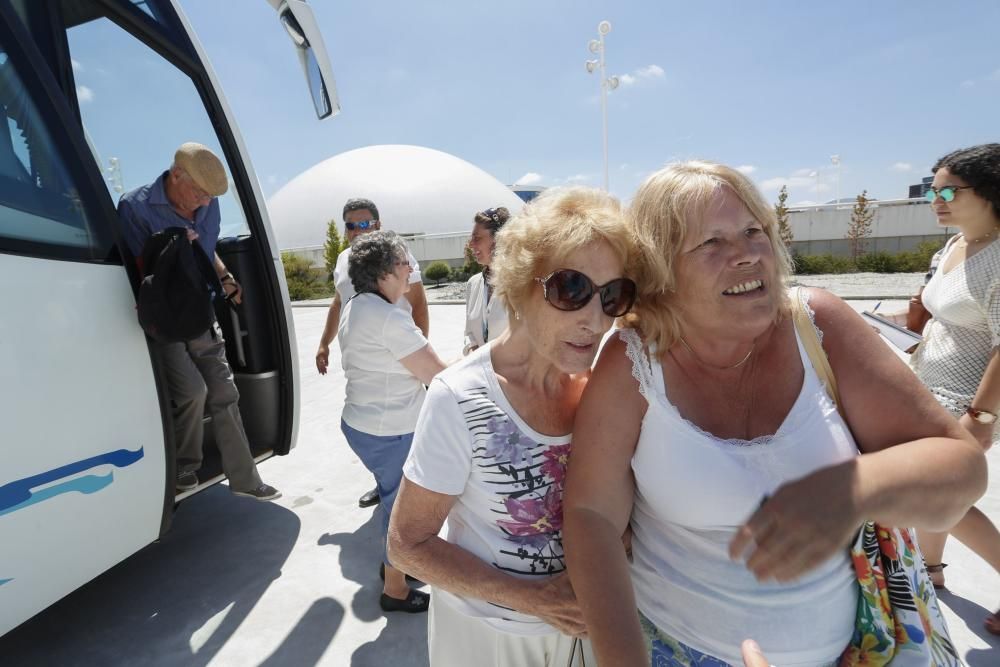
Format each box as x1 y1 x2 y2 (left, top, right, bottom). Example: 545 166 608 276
267 145 526 252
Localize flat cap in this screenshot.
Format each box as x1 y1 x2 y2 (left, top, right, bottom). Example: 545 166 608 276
174 142 228 197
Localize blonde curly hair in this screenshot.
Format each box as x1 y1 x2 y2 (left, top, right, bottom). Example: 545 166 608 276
491 186 634 322
623 160 793 357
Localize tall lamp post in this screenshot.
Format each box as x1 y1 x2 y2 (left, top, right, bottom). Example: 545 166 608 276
586 21 619 192
830 154 841 205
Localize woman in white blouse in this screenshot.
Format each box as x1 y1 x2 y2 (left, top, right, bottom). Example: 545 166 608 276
338 230 447 614
911 143 1000 634
464 207 512 354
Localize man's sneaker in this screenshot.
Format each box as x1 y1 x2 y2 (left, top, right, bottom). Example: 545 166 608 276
176 471 198 492
232 483 282 501
358 486 380 508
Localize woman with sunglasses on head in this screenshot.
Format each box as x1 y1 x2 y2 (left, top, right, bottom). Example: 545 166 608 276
464 207 511 355
562 161 985 665
338 230 448 614
388 187 636 666
910 143 1000 634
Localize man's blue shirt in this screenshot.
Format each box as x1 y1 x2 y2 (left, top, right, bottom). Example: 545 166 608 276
118 170 221 263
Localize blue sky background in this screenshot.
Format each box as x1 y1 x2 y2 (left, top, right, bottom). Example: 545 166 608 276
177 1 1000 210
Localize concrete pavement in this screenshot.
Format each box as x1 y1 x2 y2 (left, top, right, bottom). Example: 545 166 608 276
1 302 997 666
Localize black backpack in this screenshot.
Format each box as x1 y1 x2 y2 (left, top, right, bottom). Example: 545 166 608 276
137 227 222 343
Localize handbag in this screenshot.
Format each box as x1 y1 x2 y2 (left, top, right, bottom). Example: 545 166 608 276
906 287 932 335
790 287 961 667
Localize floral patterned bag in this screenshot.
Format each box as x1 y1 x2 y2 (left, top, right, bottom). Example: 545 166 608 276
790 287 961 667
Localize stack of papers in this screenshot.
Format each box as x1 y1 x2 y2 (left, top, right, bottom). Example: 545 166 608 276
861 311 922 353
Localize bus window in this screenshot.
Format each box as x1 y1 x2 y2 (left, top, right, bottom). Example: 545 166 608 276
0 51 106 256
64 14 250 240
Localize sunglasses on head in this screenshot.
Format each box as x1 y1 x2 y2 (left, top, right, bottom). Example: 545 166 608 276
345 219 377 231
535 269 636 317
925 186 973 203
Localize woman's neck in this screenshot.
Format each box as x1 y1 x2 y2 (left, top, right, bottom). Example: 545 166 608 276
491 326 578 396
960 219 1000 245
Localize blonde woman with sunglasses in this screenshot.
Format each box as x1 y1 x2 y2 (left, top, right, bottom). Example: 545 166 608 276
562 160 984 665
911 143 1000 635
388 187 636 666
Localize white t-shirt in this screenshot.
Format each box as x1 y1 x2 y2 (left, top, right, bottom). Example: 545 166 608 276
339 293 428 435
334 245 422 311
464 271 509 354
403 345 571 636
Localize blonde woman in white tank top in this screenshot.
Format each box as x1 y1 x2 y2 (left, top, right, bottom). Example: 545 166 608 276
562 161 986 666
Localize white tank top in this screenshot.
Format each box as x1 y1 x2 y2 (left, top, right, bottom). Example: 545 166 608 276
621 306 858 665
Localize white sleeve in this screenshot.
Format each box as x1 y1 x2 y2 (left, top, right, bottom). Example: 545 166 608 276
403 378 472 495
463 277 476 355
383 306 429 360
407 249 422 284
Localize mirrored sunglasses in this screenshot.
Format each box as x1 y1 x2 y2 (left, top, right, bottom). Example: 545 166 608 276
924 186 973 203
345 219 377 231
535 269 636 318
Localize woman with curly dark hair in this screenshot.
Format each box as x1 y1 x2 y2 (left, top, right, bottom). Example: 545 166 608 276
911 143 1000 634
463 207 512 354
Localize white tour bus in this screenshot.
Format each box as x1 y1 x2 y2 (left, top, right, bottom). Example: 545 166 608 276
0 0 336 636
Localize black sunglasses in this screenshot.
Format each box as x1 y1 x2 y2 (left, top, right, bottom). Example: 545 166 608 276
345 219 377 231
535 269 636 317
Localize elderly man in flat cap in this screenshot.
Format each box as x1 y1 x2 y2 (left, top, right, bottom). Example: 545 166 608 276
117 142 279 501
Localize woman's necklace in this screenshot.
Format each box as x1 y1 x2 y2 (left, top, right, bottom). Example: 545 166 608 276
679 336 754 370
963 227 999 245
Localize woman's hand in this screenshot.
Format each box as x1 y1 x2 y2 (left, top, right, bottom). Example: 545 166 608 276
728 463 861 582
522 572 588 638
315 344 330 375
959 412 995 450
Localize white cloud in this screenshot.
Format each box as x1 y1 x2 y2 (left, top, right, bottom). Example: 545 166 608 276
736 165 756 175
890 162 912 172
619 63 665 87
989 68 1000 82
564 174 590 183
71 58 83 72
961 79 976 88
514 172 543 186
760 171 829 193
76 85 94 103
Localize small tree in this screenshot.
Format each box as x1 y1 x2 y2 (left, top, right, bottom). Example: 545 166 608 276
282 252 326 301
846 190 875 262
424 261 451 286
774 185 794 249
323 219 343 280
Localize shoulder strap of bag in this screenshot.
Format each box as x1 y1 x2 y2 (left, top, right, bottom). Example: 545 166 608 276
789 286 844 419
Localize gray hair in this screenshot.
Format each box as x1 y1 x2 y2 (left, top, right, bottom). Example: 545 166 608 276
348 230 408 294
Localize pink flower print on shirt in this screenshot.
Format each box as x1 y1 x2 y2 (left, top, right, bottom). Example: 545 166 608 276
540 444 571 485
497 485 563 548
484 415 536 467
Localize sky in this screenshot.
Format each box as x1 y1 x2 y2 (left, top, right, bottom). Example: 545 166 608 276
165 1 1000 212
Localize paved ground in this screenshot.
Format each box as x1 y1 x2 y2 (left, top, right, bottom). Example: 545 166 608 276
3 281 998 666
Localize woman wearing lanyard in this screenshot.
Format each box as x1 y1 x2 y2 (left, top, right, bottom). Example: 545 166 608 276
464 207 511 354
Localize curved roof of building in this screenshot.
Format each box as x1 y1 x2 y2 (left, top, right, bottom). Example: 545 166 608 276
267 144 526 249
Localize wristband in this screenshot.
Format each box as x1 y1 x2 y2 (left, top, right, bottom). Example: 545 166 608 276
221 273 234 283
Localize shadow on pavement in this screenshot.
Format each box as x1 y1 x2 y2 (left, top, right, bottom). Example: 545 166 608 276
937 590 1000 664
319 511 429 666
0 486 309 666
259 597 345 667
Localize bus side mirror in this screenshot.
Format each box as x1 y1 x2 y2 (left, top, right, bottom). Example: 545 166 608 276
268 0 340 119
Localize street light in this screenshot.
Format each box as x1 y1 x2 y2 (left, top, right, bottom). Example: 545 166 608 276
585 20 619 191
830 154 841 205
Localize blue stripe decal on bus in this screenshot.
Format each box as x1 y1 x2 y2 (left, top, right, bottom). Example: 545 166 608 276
0 579 11 586
0 447 144 516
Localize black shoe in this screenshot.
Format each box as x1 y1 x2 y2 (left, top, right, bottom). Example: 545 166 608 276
176 471 198 492
358 487 380 508
379 562 424 586
232 483 282 501
379 589 430 614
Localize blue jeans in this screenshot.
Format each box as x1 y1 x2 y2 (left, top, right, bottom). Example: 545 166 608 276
340 420 413 565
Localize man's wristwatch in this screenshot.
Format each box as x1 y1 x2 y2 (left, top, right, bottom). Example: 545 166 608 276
966 407 998 425
220 272 234 284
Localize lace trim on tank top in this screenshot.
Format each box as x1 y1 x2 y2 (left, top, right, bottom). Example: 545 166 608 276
619 290 824 448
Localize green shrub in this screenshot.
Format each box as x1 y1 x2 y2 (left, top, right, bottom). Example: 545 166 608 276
281 252 333 301
793 253 857 274
893 240 945 273
856 252 898 273
424 261 452 285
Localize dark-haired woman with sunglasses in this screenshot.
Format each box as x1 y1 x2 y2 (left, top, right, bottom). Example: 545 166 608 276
562 160 984 665
388 186 635 666
464 207 511 354
910 143 1000 635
